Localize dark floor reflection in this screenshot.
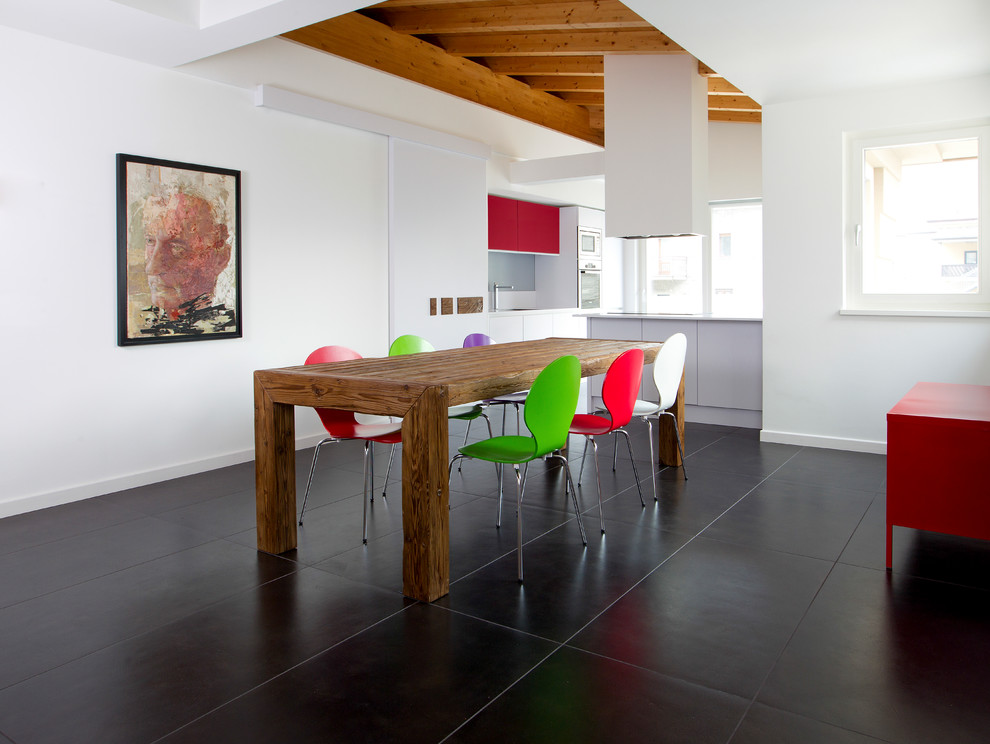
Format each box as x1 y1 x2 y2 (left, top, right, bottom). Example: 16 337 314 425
1 422 987 744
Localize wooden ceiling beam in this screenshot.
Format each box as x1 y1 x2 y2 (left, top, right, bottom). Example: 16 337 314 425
477 55 603 75
365 0 651 34
708 95 761 111
435 28 683 56
282 14 603 146
368 0 581 9
554 91 605 106
518 75 604 91
708 77 743 95
709 110 762 123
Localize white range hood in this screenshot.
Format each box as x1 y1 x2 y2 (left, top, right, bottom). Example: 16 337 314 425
604 54 710 239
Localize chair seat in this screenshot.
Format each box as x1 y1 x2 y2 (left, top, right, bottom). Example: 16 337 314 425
448 403 485 419
633 399 663 417
487 391 528 404
458 435 538 465
569 413 614 437
327 421 402 444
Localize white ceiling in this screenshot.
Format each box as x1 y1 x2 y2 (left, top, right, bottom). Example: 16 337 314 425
2 0 989 103
625 0 990 104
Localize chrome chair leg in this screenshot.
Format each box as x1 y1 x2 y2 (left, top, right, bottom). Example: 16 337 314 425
381 443 396 497
578 436 591 484
616 428 645 506
549 452 588 546
496 463 504 528
362 440 372 544
513 464 524 582
589 437 605 533
299 437 335 525
643 416 658 501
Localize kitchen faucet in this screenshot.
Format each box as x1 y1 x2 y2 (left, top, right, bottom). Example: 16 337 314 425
492 282 513 312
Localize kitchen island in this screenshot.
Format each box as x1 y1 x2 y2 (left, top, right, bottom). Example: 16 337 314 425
585 313 762 429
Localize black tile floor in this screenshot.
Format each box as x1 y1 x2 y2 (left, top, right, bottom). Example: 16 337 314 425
2 420 989 743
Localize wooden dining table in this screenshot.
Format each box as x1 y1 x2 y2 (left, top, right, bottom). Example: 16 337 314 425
254 336 678 602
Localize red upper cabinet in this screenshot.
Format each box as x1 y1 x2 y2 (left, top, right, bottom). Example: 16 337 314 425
487 195 518 252
517 200 560 254
488 195 559 255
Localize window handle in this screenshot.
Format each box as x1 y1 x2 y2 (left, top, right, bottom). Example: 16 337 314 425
855 224 862 248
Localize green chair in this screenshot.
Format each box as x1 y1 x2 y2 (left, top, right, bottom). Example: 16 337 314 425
382 334 493 490
448 355 588 583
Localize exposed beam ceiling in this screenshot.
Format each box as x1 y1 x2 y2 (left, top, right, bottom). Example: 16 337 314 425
281 0 761 146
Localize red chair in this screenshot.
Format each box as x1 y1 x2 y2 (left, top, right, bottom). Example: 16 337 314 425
569 348 645 533
298 346 402 544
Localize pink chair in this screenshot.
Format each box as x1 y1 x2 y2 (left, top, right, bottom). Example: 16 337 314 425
569 348 646 533
298 346 402 543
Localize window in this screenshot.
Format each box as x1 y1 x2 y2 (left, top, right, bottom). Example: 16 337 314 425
623 200 763 318
844 124 989 314
710 200 763 318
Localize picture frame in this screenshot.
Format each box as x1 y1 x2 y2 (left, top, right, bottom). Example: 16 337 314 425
116 153 242 346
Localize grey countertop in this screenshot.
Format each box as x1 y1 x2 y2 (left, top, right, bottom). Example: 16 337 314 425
584 312 762 322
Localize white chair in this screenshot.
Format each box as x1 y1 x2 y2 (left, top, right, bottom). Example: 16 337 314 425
632 332 688 501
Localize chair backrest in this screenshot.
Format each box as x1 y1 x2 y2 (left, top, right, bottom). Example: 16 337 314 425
389 334 435 356
652 333 687 410
305 345 363 432
463 333 495 348
601 348 645 429
523 355 581 457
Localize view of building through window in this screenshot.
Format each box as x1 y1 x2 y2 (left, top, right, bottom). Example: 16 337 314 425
710 201 763 317
861 137 979 296
626 201 763 318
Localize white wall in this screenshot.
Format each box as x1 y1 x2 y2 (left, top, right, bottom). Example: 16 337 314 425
761 74 990 452
388 140 489 350
709 121 762 201
0 26 390 516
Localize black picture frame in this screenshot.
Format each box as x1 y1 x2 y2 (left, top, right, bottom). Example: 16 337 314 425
116 153 242 346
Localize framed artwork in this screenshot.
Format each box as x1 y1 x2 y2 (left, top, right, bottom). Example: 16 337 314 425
116 153 242 346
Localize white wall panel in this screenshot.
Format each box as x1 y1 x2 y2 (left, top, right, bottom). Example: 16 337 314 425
388 139 488 350
0 26 389 515
761 74 990 451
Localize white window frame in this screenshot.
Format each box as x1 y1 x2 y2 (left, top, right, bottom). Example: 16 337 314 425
843 122 990 316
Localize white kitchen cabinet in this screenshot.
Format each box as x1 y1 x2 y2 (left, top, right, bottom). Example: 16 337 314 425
641 319 699 406
523 312 554 341
587 315 762 424
697 321 762 410
553 313 587 338
489 314 524 343
587 317 642 398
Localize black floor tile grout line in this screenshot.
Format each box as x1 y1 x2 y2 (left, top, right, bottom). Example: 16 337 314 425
719 490 886 744
439 431 799 744
0 550 307 694
147 601 418 744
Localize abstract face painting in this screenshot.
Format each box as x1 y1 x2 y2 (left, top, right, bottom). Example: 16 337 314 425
117 154 241 345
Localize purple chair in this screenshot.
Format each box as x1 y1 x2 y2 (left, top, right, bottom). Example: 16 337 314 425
463 332 494 347
462 333 527 435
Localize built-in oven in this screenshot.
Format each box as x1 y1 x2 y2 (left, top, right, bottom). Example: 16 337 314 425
578 226 602 259
579 258 602 310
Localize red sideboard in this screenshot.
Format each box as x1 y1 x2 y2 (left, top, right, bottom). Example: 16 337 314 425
886 382 990 569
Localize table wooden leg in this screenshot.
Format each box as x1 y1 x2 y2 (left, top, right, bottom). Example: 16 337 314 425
656 370 686 467
254 372 297 554
401 386 450 602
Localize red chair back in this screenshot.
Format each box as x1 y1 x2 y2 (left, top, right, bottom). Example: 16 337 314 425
305 346 362 433
601 348 644 429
